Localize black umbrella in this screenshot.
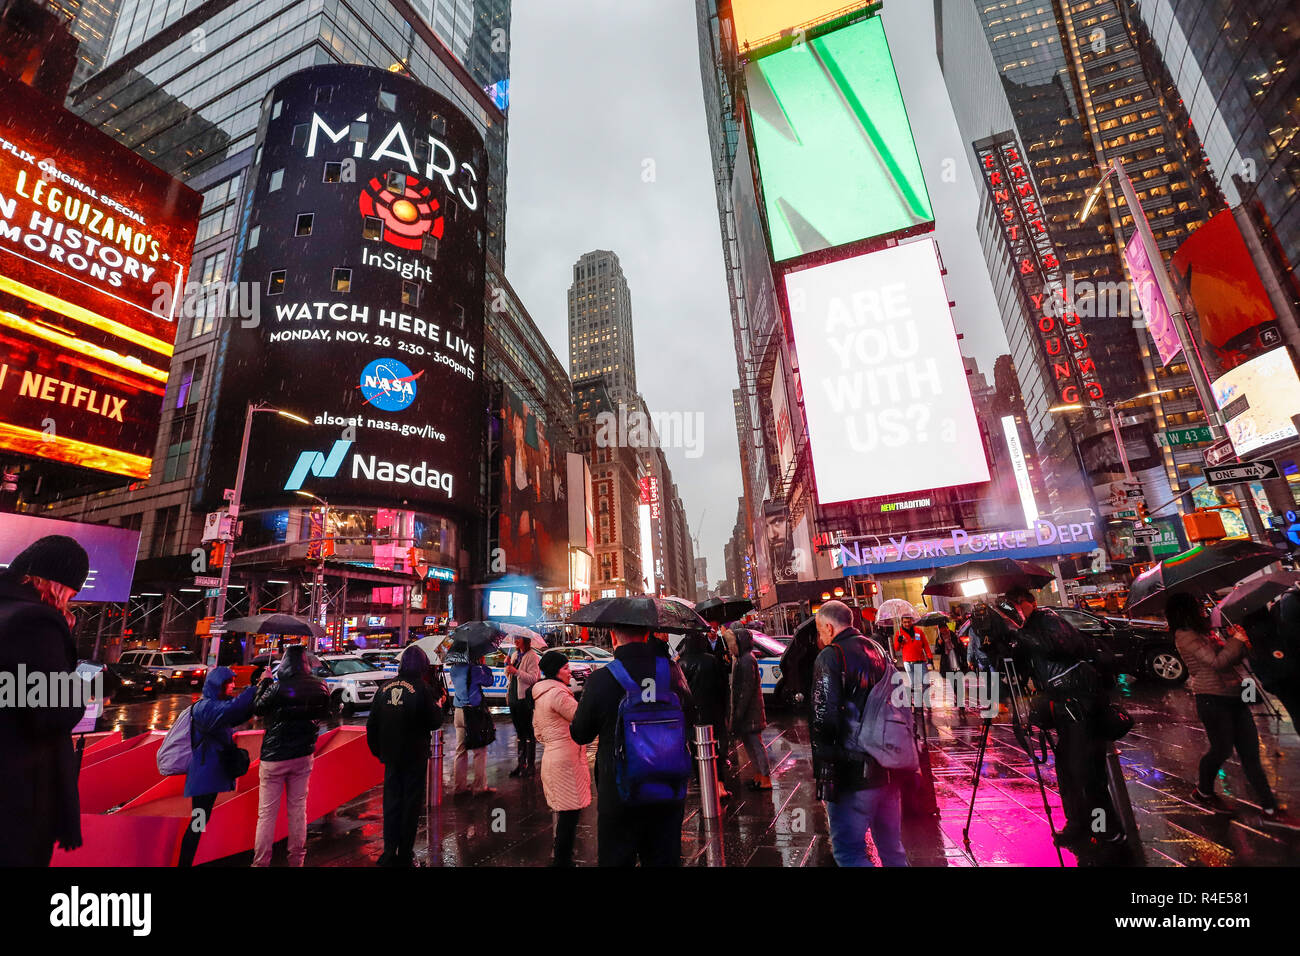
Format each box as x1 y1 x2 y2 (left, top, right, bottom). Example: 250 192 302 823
570 596 708 634
921 558 1054 598
1211 571 1300 627
1126 540 1287 616
916 610 951 627
446 620 506 657
696 595 755 625
222 613 324 639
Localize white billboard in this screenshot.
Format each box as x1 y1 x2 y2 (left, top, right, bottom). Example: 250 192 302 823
1001 415 1039 528
784 239 989 504
1212 348 1300 457
770 354 796 478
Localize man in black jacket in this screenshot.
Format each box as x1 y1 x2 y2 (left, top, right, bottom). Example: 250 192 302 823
367 645 445 866
251 644 330 866
705 622 734 774
0 535 90 866
678 633 730 799
571 620 696 866
1004 587 1120 848
811 600 908 867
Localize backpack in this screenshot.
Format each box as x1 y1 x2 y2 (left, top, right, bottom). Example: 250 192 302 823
156 705 195 775
605 658 692 805
835 637 919 771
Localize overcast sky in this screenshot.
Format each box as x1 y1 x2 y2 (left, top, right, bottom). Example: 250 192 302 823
505 1 1009 584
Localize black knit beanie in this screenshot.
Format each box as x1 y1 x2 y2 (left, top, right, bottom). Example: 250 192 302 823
7 535 90 591
540 650 568 680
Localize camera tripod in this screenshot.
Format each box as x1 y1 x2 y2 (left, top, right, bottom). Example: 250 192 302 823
962 657 1065 867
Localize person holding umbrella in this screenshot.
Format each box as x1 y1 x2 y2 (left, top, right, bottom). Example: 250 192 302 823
505 633 541 778
367 644 447 865
677 632 731 799
449 642 496 799
894 614 930 705
0 535 90 866
1166 593 1297 828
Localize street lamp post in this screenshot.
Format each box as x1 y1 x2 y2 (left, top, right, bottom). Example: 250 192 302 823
1081 158 1266 539
205 402 309 668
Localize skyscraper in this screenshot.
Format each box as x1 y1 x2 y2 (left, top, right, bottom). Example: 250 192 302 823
567 250 638 405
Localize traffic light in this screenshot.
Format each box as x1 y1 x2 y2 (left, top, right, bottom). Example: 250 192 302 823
205 540 226 570
1136 502 1149 524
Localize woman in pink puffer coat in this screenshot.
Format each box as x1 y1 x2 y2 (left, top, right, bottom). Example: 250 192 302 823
531 650 592 866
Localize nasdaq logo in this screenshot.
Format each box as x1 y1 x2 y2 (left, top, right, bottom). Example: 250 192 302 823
285 440 351 491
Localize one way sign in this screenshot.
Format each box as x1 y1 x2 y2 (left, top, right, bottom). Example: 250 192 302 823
1203 458 1280 486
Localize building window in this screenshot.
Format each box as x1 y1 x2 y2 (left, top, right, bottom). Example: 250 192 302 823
331 268 351 293
175 355 206 410
378 89 397 111
291 123 309 147
401 281 419 307
350 121 368 142
268 270 286 294
268 169 284 192
149 506 181 557
363 216 384 241
271 99 282 119
248 225 260 249
323 162 342 183
422 236 439 260
386 170 406 192
295 213 313 236
315 85 332 104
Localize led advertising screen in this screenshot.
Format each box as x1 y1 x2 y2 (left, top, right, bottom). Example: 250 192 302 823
0 512 141 602
499 385 569 589
784 239 989 504
1212 348 1300 457
205 65 487 514
744 15 932 264
0 71 201 479
727 1 878 55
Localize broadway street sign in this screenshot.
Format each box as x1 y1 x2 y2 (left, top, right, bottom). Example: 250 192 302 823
1203 459 1279 486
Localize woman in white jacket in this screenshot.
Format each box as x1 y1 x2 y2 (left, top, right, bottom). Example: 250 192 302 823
531 650 592 866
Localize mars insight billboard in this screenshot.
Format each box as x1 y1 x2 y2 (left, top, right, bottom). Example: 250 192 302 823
0 71 200 479
205 65 488 514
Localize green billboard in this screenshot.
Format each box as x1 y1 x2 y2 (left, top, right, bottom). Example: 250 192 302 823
744 15 933 263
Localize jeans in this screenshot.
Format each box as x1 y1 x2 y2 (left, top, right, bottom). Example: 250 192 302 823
1195 694 1275 809
904 662 928 705
381 760 426 865
597 802 684 867
825 782 908 867
453 707 489 792
177 793 217 868
253 754 314 867
740 731 769 777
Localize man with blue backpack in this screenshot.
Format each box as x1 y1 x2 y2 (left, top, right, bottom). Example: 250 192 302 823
570 609 696 866
811 600 911 867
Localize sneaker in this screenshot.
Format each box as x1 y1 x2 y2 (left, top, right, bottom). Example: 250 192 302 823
1260 807 1300 831
1053 824 1087 847
1192 788 1235 814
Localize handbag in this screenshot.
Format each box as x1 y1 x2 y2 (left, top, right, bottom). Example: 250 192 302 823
463 701 497 749
1093 701 1134 741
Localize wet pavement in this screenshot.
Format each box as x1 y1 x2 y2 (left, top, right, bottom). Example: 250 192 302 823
97 676 1300 866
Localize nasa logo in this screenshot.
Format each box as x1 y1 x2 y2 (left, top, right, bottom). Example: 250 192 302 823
358 357 421 412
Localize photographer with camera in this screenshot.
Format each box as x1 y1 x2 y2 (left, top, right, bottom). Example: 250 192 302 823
1003 587 1122 849
810 600 908 867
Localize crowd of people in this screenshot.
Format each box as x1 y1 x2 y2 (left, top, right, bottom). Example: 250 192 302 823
4 532 1299 868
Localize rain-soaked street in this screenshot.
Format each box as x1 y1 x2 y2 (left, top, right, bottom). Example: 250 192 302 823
99 678 1300 867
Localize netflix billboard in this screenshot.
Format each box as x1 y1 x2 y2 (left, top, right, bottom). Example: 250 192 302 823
0 71 201 479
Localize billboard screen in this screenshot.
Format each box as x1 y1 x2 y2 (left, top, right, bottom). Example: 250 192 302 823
744 15 932 264
784 239 988 504
499 386 569 589
1212 347 1300 456
205 65 487 514
0 71 201 478
0 512 141 602
727 1 878 55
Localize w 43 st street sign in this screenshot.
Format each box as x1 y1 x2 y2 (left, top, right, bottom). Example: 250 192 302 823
1203 459 1280 486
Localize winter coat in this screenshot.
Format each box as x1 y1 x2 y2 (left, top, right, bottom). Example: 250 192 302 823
933 627 968 676
185 666 256 797
895 626 931 664
449 662 492 707
367 674 443 766
570 641 696 813
679 645 728 727
1176 627 1248 697
811 629 892 792
531 678 591 811
0 574 84 865
507 648 541 707
730 630 767 736
253 646 330 762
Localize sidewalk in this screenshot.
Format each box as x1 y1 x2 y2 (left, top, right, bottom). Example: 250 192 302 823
229 682 1300 866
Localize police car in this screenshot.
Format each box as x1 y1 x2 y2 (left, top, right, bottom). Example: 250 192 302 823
666 633 786 696
313 654 389 716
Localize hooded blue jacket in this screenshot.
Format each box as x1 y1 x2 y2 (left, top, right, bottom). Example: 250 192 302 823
185 666 256 797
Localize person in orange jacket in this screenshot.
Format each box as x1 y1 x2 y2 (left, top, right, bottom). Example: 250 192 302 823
894 614 930 705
